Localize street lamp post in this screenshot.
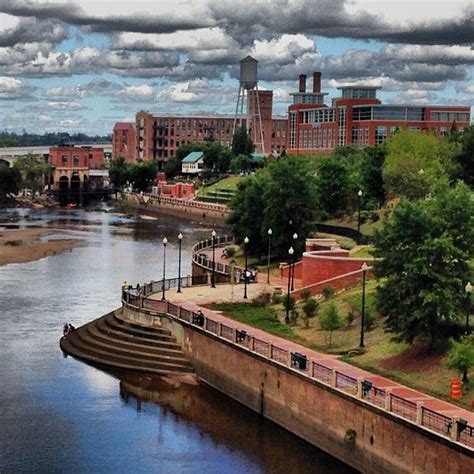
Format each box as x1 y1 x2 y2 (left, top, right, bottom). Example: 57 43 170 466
243 236 249 299
161 236 168 301
267 228 272 284
291 232 298 291
177 233 183 293
285 246 294 324
211 230 217 288
465 281 472 335
357 190 363 234
359 262 369 348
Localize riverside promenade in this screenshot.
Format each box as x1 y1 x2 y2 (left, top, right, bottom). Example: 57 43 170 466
149 284 474 446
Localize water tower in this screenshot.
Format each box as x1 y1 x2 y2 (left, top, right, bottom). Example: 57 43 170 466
233 56 265 154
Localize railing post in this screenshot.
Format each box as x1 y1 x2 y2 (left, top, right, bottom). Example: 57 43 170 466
287 351 292 367
331 368 338 388
450 417 459 442
217 322 222 336
416 402 424 426
268 343 273 359
232 328 237 342
250 336 255 352
357 378 364 399
385 389 392 412
176 306 181 319
166 301 170 314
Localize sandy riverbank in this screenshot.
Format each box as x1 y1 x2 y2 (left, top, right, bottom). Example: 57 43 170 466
0 228 80 266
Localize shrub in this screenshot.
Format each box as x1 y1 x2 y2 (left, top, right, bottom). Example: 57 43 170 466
252 291 271 307
225 246 236 257
445 336 474 383
271 292 283 305
300 289 311 301
322 287 335 300
320 303 342 346
346 311 355 328
282 294 296 312
302 298 319 328
290 309 299 325
370 211 380 222
363 311 375 330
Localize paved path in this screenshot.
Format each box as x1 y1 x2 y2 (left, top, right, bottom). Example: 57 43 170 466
151 284 474 425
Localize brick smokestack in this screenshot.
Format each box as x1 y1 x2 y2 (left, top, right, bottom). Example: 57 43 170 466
313 72 321 93
299 74 307 93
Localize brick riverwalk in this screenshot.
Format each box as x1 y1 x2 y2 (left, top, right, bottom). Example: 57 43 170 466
150 284 474 425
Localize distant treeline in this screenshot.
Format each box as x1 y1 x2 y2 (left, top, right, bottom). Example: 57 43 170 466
0 130 112 147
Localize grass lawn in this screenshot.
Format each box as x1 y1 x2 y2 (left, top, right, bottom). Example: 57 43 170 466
197 176 244 198
211 282 473 409
324 208 389 236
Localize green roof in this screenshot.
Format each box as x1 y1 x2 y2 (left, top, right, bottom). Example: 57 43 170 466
182 151 204 163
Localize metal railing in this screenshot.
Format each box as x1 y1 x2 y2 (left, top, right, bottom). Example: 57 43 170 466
192 235 246 276
121 291 474 452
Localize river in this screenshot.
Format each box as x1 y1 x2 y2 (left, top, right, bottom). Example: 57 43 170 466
0 207 354 473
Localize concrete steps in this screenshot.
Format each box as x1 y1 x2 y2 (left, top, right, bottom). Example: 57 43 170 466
60 311 194 375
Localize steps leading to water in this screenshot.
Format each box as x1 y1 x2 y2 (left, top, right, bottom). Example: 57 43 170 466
60 311 194 375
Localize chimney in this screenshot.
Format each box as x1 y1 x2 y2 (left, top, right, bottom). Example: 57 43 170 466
313 72 321 93
299 74 307 93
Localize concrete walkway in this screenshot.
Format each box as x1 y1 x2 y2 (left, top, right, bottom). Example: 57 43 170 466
150 283 474 426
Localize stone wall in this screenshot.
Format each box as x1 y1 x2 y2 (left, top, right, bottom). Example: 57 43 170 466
121 304 473 474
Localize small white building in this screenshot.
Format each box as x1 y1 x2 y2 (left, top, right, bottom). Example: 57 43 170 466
181 151 205 174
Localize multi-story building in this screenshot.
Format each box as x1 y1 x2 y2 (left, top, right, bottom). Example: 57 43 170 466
288 72 471 154
48 145 105 192
114 89 287 168
112 122 136 162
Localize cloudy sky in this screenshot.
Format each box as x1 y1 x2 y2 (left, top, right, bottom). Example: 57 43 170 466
0 0 472 135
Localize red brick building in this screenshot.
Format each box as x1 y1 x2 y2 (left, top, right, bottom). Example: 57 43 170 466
113 89 287 168
288 72 471 154
48 145 105 192
112 122 136 162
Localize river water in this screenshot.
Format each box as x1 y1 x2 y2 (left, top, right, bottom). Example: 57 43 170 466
0 207 354 473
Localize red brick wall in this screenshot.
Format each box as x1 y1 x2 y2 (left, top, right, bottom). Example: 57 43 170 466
113 124 136 162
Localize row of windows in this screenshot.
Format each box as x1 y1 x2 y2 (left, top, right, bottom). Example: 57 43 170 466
341 88 377 99
430 112 469 122
298 128 335 149
302 108 336 124
352 106 424 121
292 94 325 105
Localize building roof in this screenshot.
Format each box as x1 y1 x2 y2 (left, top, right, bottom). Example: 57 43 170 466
114 122 135 131
182 151 204 163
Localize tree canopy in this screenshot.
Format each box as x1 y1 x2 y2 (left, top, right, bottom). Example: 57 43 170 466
0 164 21 198
383 130 456 200
109 158 159 192
373 182 474 346
229 155 318 258
231 126 255 157
13 154 51 193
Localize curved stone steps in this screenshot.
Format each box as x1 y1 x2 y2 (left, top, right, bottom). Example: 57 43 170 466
86 323 186 358
80 325 192 367
60 337 186 376
104 314 178 342
60 311 194 375
96 317 182 351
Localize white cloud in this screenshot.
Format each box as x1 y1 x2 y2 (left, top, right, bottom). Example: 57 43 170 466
0 75 32 99
117 84 157 102
157 81 201 102
251 34 316 62
381 44 474 65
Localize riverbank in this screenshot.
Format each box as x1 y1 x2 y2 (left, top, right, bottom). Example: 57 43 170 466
0 228 79 266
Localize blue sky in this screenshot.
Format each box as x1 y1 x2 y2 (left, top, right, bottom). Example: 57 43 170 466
0 0 472 135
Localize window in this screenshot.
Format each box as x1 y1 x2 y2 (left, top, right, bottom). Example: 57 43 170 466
375 126 387 145
338 107 347 147
373 107 406 120
62 155 68 166
352 107 372 121
73 155 80 166
289 112 297 148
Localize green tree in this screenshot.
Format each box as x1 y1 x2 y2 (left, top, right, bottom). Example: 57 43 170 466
453 125 474 187
130 160 159 192
228 172 269 256
373 183 474 346
231 126 255 157
230 154 252 173
263 155 318 257
109 157 130 189
163 156 182 179
302 298 319 328
359 145 387 208
0 164 21 198
320 303 342 346
383 131 456 200
13 154 51 193
316 155 349 217
445 336 474 383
